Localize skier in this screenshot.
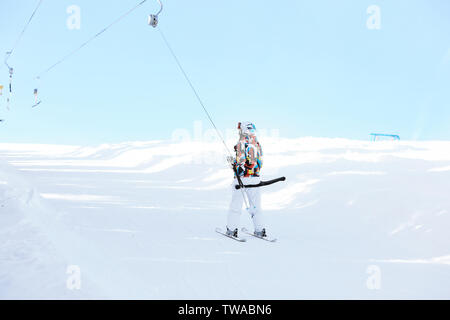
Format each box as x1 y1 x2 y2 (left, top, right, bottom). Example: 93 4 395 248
226 121 266 238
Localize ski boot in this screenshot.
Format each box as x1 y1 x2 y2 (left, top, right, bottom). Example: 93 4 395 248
254 228 267 238
226 227 238 238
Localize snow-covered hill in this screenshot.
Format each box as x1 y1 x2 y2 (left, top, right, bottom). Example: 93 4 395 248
1 137 450 299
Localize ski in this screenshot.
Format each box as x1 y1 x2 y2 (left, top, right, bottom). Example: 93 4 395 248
241 228 277 242
215 227 246 242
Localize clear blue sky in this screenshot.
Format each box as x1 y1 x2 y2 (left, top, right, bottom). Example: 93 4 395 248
0 0 449 144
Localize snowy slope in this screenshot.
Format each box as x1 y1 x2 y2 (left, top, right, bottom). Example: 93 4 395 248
1 137 450 299
0 160 100 299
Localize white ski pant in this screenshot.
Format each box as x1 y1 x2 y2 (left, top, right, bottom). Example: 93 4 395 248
227 177 264 232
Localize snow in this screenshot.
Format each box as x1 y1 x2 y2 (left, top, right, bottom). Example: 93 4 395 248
1 137 450 299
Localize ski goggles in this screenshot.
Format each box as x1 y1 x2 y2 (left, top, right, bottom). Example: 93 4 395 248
238 122 256 134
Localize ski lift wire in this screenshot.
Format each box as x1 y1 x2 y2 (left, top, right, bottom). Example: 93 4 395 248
36 0 149 79
155 0 163 16
157 27 233 159
4 0 44 71
157 26 253 210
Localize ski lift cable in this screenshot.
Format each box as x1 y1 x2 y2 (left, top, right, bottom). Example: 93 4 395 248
155 0 163 16
36 0 149 79
156 26 253 210
4 0 43 110
157 27 233 159
4 0 44 71
151 2 253 209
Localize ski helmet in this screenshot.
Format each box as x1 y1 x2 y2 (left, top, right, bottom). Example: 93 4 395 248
238 121 257 136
